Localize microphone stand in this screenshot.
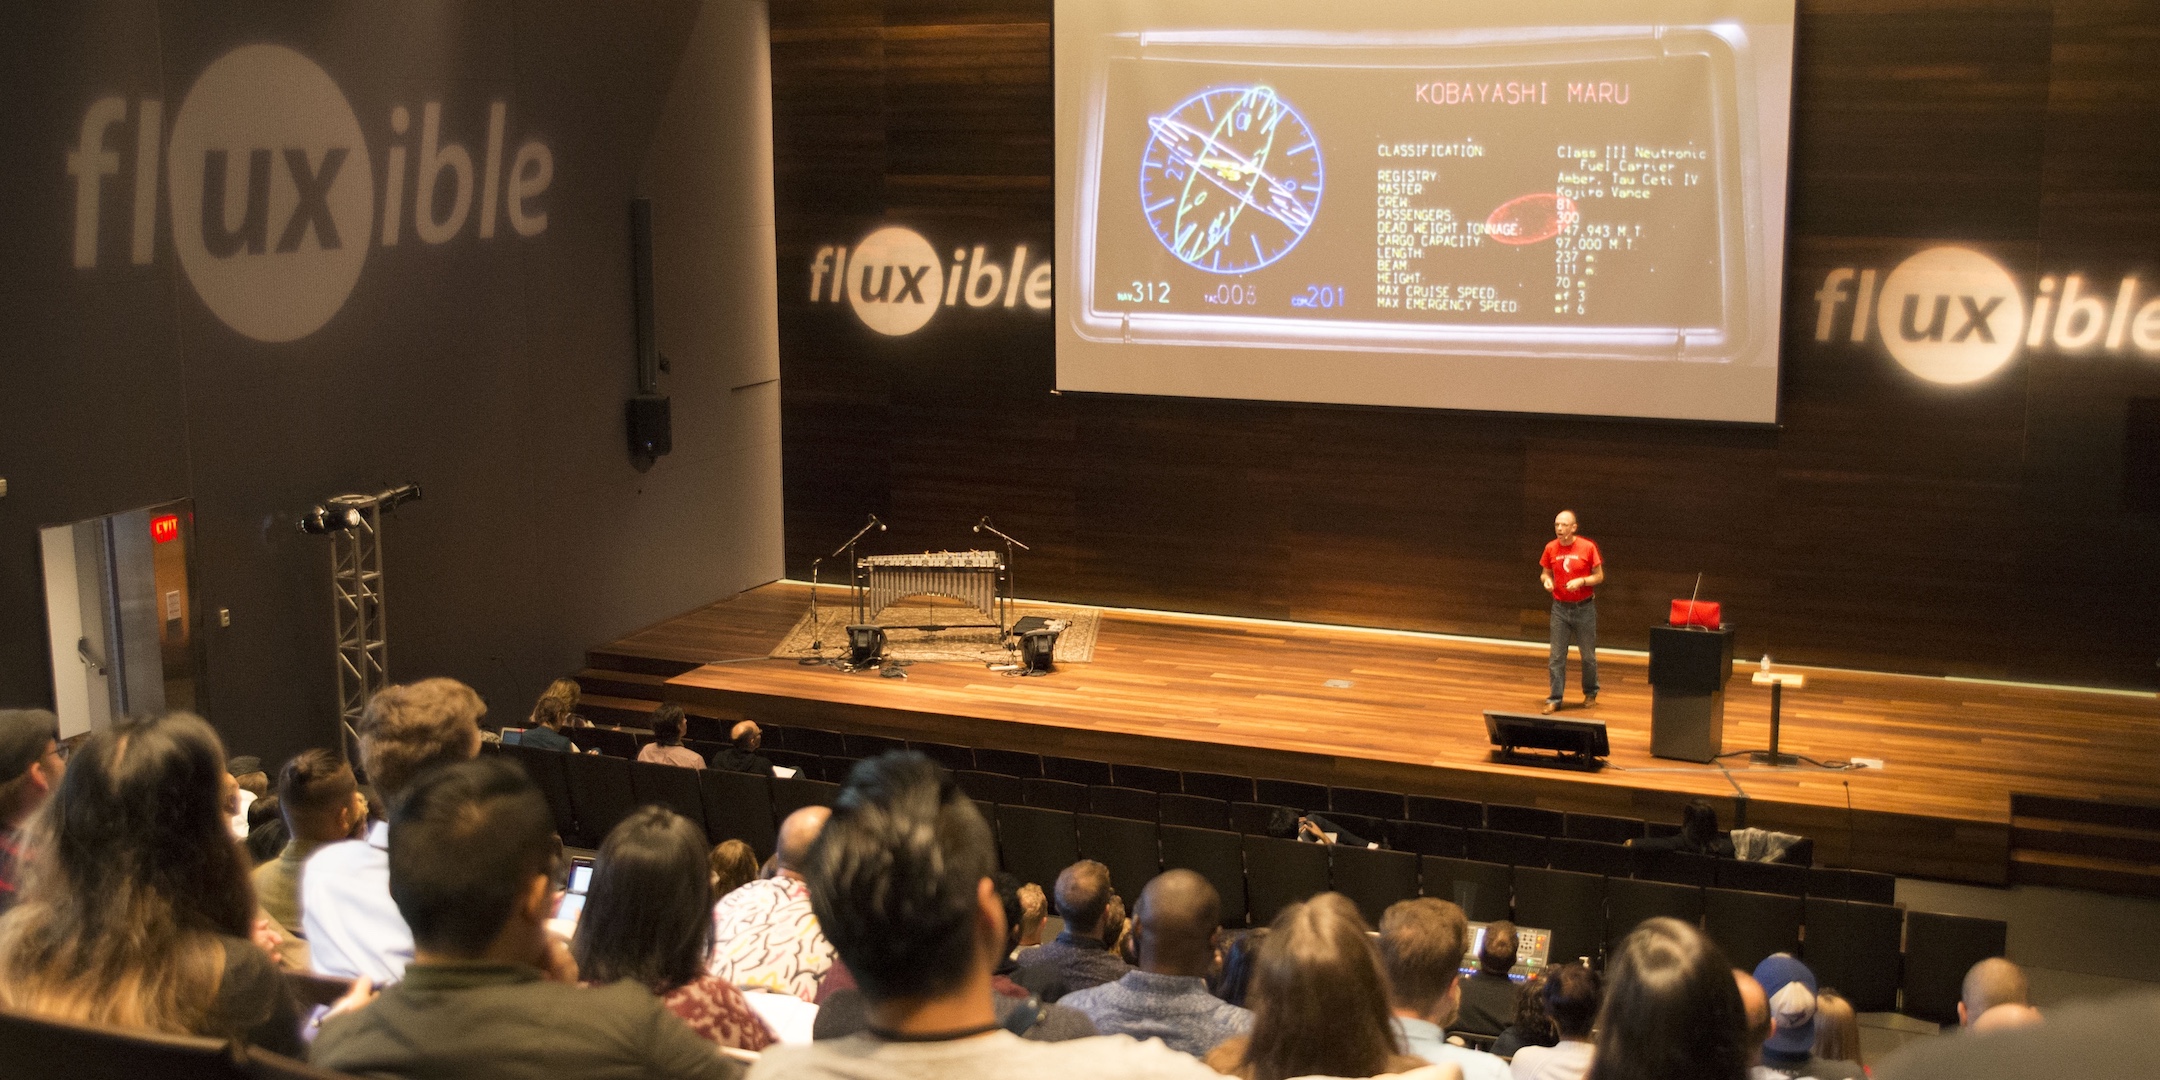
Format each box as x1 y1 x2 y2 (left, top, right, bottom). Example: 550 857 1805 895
973 517 1029 637
832 515 886 625
799 557 827 665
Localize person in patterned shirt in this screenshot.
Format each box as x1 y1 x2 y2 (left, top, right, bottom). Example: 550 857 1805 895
0 710 65 917
574 806 776 1051
709 806 834 1000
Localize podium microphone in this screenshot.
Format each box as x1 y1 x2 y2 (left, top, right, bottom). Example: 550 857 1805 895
869 514 888 532
972 516 988 534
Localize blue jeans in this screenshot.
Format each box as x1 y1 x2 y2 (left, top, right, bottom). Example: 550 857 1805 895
1548 599 1598 702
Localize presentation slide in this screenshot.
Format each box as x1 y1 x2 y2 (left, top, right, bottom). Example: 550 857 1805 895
1055 0 1796 423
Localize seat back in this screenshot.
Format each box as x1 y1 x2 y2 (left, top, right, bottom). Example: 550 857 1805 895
1077 814 1162 899
772 776 840 819
784 728 847 757
1041 755 1112 786
628 760 711 839
1255 778 1328 811
1716 858 1809 897
0 1007 248 1080
1420 856 1513 923
908 741 976 772
1242 835 1331 926
1182 771 1256 804
1160 825 1248 926
1466 828 1548 868
1900 910 2009 1025
954 769 1024 805
244 1046 361 1080
1230 801 1291 836
763 748 824 780
1157 792 1231 831
1406 795 1484 829
1485 803 1566 837
560 752 637 847
971 747 1043 778
1547 837 1633 878
840 732 906 758
1087 785 1158 822
1109 762 1182 794
1604 877 1705 956
1802 897 1905 1012
1512 866 1609 967
576 726 645 759
1330 786 1407 821
698 768 777 859
1702 887 1804 971
1329 845 1420 926
997 804 1079 892
1634 848 1718 887
1389 820 1468 859
499 743 578 843
1021 777 1087 813
1564 812 1646 844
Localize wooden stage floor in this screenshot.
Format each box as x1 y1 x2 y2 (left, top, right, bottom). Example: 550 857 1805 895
595 582 2160 886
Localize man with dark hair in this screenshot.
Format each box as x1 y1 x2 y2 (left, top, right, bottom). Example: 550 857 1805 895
639 704 706 769
0 710 65 915
1959 958 2031 1029
713 720 774 776
518 696 576 752
311 758 738 1080
305 677 486 984
1062 870 1251 1056
1507 963 1600 1080
709 805 835 999
1455 920 1520 1036
1377 898 1509 1080
1753 954 1864 1079
253 749 367 934
1012 859 1132 1002
755 751 1222 1079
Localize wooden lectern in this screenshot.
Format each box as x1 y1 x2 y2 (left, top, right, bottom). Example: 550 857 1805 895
1648 624 1736 762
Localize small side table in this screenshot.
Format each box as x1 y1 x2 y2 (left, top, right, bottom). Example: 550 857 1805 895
1749 671 1806 766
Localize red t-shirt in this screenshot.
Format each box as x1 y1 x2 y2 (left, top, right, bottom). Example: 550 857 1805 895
1541 537 1602 602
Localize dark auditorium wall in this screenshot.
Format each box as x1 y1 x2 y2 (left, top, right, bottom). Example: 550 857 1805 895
0 1 785 764
771 0 2160 690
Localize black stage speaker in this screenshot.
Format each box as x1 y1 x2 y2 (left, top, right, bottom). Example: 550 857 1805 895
627 394 672 457
627 197 671 461
1021 629 1059 674
846 624 885 666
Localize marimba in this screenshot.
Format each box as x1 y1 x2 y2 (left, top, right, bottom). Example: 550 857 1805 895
855 550 1005 628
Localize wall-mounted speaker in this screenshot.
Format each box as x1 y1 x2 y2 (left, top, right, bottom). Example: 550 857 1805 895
628 394 672 458
628 197 671 462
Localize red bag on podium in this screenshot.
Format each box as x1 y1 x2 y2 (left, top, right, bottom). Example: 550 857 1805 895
1668 599 1722 628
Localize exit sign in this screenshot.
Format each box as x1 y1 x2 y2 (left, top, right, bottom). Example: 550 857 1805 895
150 514 179 544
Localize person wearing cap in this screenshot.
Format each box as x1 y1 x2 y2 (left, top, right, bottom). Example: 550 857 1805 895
0 710 67 915
1751 954 1864 1080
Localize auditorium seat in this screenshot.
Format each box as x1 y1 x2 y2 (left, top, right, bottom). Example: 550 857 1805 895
576 726 645 759
1087 785 1158 822
629 760 711 839
699 768 776 859
1042 755 1113 787
763 748 823 780
841 731 906 758
1406 794 1485 829
772 776 839 818
1319 810 1387 847
1183 770 1256 804
1634 848 1718 887
1806 866 1897 906
1547 836 1634 878
500 743 578 846
1564 812 1646 844
1802 897 1905 1013
1645 821 1682 840
1022 777 1088 814
1717 858 1809 898
821 755 863 783
1512 866 1609 968
972 747 1044 778
1330 786 1407 821
955 769 1024 805
683 714 730 743
784 728 847 757
1604 878 1704 956
1420 856 1513 923
1466 828 1548 868
1160 825 1248 926
684 738 729 764
1255 778 1329 812
972 799 999 843
1900 911 2009 1025
1703 887 1804 971
1485 803 1566 838
1388 820 1468 859
0 1006 270 1080
1231 801 1291 836
910 741 976 772
998 804 1079 892
1330 844 1420 926
1776 836 1816 867
1157 792 1231 830
1077 813 1162 899
1110 762 1183 794
561 752 637 847
247 1044 360 1080
1243 834 1330 926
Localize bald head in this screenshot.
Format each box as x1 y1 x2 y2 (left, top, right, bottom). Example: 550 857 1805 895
775 805 830 875
1970 1002 2043 1034
731 721 762 751
1961 958 2029 1027
1134 870 1221 977
1054 860 1115 938
1735 969 1771 1062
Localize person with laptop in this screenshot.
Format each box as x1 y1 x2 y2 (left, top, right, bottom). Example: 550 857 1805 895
1456 922 1523 1037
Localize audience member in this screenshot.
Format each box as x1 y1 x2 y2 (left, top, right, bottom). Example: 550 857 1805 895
1508 963 1600 1080
1012 859 1133 1001
753 751 1225 1079
713 721 775 775
1215 928 1266 1009
1013 880 1048 957
244 789 290 866
1457 920 1522 1036
573 806 776 1051
0 712 304 1055
1811 989 1862 1070
1959 958 2029 1028
1063 869 1253 1056
639 704 708 768
1873 988 2160 1080
1265 805 1375 848
227 755 268 839
710 838 760 900
1584 917 1749 1080
305 677 485 984
1968 1002 2042 1033
1752 954 1863 1080
254 749 366 934
312 758 738 1080
0 709 65 915
1376 897 1511 1080
519 695 578 752
709 804 836 999
534 677 588 727
1736 969 1772 1071
1492 972 1561 1058
1629 800 1736 858
1205 893 1432 1080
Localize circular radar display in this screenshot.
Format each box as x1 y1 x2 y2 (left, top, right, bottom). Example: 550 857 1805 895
1141 85 1322 274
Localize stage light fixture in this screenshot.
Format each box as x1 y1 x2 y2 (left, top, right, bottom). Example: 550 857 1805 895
1021 629 1059 674
846 624 885 666
298 504 364 535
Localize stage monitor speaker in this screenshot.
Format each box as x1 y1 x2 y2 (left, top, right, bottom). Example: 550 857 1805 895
1484 710 1609 765
627 394 672 458
1021 629 1059 674
847 624 885 666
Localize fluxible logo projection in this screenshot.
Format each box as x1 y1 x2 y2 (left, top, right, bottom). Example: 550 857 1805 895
808 228 1052 337
68 44 556 343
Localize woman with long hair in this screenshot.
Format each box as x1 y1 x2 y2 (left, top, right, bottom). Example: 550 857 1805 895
708 838 759 901
0 713 303 1054
1585 917 1750 1080
572 807 775 1050
1812 988 1864 1070
1206 892 1426 1080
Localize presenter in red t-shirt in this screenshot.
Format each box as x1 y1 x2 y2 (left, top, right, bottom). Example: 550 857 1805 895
1539 510 1604 714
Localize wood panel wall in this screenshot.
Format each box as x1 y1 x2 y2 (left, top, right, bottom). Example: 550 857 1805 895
770 0 2160 690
